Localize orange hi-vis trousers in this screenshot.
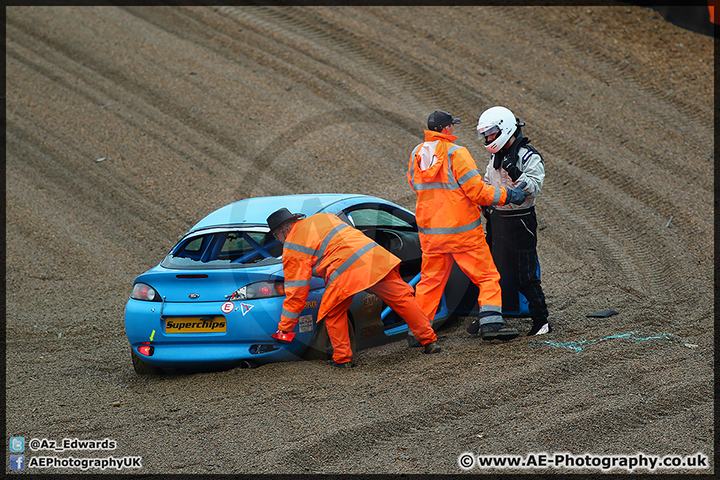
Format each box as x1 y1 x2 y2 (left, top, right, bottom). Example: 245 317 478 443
324 268 438 364
415 248 503 323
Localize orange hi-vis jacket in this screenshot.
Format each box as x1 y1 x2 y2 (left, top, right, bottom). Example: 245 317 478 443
278 213 401 331
408 130 509 253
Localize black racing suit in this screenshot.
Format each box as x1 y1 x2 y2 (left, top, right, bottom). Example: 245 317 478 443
483 134 549 331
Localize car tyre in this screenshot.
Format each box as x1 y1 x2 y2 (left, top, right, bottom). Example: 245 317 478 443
302 317 356 361
131 349 163 375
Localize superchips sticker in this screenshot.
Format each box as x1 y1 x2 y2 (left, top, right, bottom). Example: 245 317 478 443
298 315 313 333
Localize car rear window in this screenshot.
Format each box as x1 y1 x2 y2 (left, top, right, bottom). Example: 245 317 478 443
161 230 283 268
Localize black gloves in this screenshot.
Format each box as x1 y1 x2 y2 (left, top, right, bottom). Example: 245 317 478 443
504 181 531 205
501 156 523 181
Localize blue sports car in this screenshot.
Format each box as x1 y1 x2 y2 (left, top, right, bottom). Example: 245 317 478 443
124 194 532 373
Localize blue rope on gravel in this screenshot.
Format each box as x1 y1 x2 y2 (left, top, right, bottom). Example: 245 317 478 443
530 331 674 352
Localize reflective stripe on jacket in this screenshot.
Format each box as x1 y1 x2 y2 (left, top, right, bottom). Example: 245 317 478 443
408 130 508 253
278 213 400 330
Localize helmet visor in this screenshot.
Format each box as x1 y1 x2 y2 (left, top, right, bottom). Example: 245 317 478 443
478 125 501 145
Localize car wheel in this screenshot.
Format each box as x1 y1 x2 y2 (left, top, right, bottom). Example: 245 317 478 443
302 317 356 361
131 349 162 375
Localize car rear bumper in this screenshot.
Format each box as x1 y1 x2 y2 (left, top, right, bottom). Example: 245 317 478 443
130 341 300 368
124 295 321 368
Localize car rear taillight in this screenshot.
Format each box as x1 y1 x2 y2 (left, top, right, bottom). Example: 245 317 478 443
130 283 161 302
228 281 285 300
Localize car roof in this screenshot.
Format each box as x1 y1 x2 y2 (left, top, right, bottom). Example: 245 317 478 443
189 193 386 232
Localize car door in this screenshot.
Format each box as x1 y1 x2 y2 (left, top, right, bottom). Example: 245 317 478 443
334 203 433 348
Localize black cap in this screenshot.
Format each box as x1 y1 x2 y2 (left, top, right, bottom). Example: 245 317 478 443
266 208 305 232
427 110 461 132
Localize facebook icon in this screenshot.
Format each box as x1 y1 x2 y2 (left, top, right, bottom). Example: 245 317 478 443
10 455 25 470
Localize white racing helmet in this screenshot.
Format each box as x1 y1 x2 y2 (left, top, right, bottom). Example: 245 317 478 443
476 106 518 154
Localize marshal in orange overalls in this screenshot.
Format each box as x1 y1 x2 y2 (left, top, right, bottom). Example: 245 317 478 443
278 213 437 364
408 129 510 326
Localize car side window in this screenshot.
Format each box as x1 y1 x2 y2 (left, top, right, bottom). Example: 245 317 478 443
344 207 413 229
342 205 421 283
